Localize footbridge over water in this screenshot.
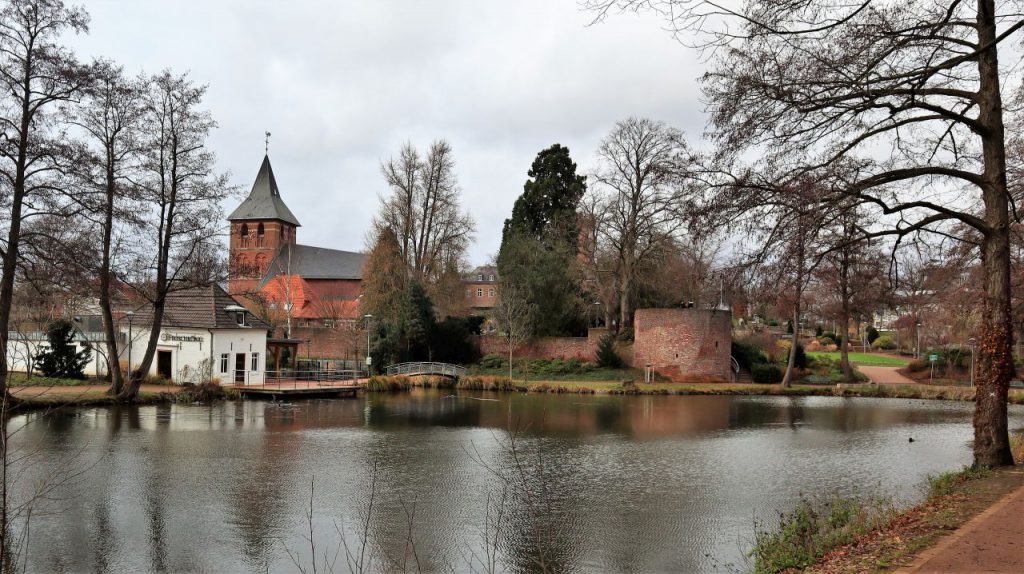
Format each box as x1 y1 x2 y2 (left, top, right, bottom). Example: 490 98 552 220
386 362 467 379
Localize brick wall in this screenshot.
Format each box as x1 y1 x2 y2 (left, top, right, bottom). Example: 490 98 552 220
480 328 610 361
632 308 732 381
292 326 363 360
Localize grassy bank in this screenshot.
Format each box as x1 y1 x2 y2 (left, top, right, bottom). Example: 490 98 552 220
752 437 1024 574
7 372 109 387
807 352 910 367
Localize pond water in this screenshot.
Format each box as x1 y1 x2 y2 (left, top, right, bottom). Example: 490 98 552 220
9 391 1023 573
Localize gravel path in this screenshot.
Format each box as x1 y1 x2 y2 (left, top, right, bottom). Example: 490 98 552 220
857 366 920 386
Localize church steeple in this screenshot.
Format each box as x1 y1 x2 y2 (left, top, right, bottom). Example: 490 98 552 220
227 155 301 295
227 155 301 226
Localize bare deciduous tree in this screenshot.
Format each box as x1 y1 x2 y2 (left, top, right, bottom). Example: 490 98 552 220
375 140 475 298
71 62 145 395
121 71 229 400
0 0 89 398
590 117 691 334
492 283 535 380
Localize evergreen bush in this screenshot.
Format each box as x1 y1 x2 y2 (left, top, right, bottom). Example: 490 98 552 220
731 341 768 370
596 333 623 368
35 320 91 379
752 363 783 384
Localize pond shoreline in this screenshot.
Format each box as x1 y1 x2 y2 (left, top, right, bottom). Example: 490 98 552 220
390 376 1024 405
797 450 1024 573
7 378 1023 414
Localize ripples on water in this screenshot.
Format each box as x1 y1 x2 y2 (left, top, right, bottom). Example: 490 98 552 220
9 392 1022 573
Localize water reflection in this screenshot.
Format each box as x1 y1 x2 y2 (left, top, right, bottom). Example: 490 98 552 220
7 393 1021 573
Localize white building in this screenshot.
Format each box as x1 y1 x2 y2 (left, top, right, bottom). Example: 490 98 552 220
124 284 269 385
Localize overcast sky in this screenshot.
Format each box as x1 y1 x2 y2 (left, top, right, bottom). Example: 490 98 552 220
70 0 707 264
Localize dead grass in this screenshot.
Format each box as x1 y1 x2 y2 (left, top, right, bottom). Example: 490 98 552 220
510 380 1024 403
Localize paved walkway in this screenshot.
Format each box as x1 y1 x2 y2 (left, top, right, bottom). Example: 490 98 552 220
858 366 920 386
897 474 1024 573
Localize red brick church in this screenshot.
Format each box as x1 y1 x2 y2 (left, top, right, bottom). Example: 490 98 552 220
227 155 367 358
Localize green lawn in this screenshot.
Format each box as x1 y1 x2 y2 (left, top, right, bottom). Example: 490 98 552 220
808 352 910 366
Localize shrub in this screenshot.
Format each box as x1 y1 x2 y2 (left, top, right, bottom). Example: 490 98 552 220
820 332 839 346
751 496 895 574
479 355 504 370
175 381 232 403
732 341 768 370
866 326 880 344
35 320 91 379
815 325 823 336
752 364 783 384
905 359 928 373
782 342 807 369
596 333 623 368
871 335 896 350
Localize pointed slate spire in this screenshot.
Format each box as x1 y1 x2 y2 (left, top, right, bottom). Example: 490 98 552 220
227 155 302 226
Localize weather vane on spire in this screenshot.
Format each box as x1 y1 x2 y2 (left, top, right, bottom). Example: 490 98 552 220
265 131 271 155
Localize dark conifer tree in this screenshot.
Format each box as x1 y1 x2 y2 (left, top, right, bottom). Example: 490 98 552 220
497 144 587 336
35 320 91 379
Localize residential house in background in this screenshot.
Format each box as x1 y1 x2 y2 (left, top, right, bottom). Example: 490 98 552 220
464 265 499 313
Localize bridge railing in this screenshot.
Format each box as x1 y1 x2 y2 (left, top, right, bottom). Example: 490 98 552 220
385 362 467 378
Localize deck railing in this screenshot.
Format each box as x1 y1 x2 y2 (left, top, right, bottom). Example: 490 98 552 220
233 369 363 389
385 362 467 379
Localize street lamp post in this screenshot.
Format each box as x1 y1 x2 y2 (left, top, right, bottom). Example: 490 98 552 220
968 337 976 387
126 310 134 377
916 322 922 359
364 314 373 375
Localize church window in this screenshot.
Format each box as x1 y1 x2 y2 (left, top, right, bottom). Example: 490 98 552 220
255 253 268 274
476 288 483 297
489 274 495 282
240 223 249 246
489 288 495 297
465 289 471 298
257 223 265 246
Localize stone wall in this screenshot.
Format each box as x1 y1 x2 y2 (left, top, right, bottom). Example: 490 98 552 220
632 308 732 380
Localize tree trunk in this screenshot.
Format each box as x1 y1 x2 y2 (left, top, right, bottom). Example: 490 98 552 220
0 100 32 400
838 238 854 383
100 164 126 396
781 300 799 388
972 0 1014 467
619 282 631 336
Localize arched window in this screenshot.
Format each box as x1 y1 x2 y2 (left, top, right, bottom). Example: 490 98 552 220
239 223 249 246
235 255 251 277
257 223 265 246
255 253 268 275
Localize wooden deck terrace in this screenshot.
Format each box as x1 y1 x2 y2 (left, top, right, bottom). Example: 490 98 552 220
229 370 365 398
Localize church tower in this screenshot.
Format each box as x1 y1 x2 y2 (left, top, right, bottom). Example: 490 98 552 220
227 155 302 295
